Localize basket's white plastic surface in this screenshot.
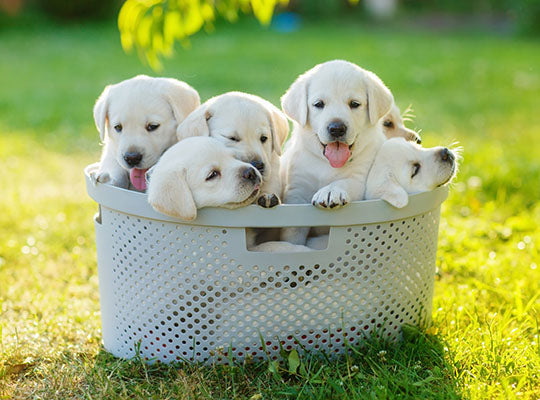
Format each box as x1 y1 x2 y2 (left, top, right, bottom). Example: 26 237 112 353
85 164 448 364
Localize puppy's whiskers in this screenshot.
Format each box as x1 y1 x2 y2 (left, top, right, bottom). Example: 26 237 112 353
402 104 416 122
447 141 463 161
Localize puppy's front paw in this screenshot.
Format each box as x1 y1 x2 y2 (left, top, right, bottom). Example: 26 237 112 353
312 187 349 209
90 171 111 186
257 193 281 208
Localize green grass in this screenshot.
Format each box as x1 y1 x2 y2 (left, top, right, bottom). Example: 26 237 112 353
0 16 539 399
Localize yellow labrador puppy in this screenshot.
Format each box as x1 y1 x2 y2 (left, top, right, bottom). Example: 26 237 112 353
176 92 289 208
92 75 200 191
365 137 458 208
147 137 262 220
280 59 393 244
381 103 421 144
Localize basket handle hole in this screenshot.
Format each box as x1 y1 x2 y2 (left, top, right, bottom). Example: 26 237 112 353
246 227 329 252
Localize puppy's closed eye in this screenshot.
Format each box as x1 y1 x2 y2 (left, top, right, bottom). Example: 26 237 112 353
227 136 240 142
146 123 160 132
411 162 421 178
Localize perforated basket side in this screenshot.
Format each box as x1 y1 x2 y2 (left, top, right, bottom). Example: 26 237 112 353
94 204 441 364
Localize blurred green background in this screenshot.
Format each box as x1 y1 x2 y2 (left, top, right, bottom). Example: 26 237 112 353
0 1 539 398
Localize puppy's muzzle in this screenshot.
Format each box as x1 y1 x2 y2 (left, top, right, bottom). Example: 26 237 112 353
250 160 265 175
124 152 143 167
241 167 261 186
439 148 455 163
327 121 347 139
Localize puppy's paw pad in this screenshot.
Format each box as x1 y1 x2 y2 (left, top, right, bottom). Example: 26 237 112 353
312 187 349 209
257 193 281 208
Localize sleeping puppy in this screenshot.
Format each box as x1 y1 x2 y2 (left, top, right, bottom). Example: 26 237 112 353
365 137 458 208
91 75 200 191
381 103 421 144
147 137 262 220
280 59 393 244
176 92 289 208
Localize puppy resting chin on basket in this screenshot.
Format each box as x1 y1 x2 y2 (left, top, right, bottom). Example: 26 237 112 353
146 137 263 220
365 137 459 208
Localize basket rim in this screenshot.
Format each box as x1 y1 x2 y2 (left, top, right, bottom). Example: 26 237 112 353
85 163 448 227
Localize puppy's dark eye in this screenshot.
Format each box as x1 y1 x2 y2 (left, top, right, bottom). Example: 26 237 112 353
206 170 221 181
146 123 160 132
228 136 240 142
383 120 394 128
411 162 421 178
260 135 268 143
349 100 361 109
114 124 122 133
313 100 325 109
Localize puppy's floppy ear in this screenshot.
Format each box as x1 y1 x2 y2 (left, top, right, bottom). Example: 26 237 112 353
147 167 197 220
364 70 394 125
281 71 309 126
374 172 409 208
176 103 211 141
93 85 111 142
161 78 201 123
266 103 289 156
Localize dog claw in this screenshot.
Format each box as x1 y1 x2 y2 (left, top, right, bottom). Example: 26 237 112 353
312 187 349 209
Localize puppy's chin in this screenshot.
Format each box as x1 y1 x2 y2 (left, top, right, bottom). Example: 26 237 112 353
223 187 261 209
436 163 457 187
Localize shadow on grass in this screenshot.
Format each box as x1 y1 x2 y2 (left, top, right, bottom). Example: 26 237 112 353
86 325 462 399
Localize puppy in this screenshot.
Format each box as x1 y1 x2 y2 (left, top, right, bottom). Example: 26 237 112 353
147 137 262 220
249 241 311 252
280 59 393 244
249 235 329 252
176 92 289 208
381 103 421 144
92 75 200 191
365 137 458 208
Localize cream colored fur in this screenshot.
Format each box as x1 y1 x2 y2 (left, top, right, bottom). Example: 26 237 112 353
91 75 200 189
147 137 262 220
365 137 458 208
280 60 393 244
176 92 288 208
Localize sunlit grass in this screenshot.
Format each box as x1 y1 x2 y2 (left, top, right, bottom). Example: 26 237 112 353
0 17 539 399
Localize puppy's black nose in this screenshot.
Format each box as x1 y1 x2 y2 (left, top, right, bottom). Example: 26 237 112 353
124 152 143 167
439 148 454 162
242 167 260 184
327 121 347 138
250 160 265 173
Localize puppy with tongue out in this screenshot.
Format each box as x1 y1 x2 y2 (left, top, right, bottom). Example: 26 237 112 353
90 75 200 191
280 60 394 245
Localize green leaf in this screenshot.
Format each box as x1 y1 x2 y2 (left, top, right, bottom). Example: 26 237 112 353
288 349 300 374
268 360 281 381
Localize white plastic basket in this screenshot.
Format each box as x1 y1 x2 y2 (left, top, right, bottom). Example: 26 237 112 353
85 163 448 364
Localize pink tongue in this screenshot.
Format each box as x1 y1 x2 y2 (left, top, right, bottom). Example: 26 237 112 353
129 168 149 191
324 142 351 168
